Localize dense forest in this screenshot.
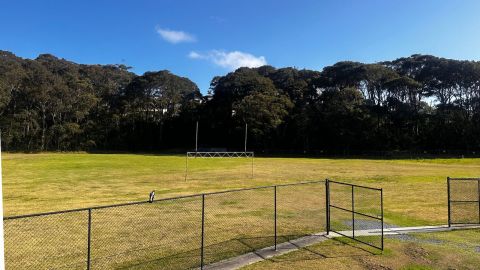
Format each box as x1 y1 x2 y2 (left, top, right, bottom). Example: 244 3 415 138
1 50 479 154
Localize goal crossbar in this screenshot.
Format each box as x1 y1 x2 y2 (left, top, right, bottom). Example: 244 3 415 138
187 151 254 158
185 151 254 180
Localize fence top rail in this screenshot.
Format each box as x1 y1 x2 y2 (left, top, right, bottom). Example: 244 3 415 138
327 179 382 191
448 177 480 181
4 179 326 221
275 179 326 187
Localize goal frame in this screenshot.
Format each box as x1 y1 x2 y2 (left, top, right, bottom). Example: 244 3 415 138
184 121 255 181
184 151 254 180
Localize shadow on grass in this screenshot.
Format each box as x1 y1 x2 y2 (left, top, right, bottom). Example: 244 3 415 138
103 236 274 270
264 236 381 264
109 234 381 269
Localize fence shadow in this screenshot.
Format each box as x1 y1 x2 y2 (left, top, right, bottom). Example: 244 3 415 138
111 236 275 269
265 237 380 264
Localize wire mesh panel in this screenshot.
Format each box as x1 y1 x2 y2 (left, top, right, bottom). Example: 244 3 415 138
277 181 326 243
4 210 88 270
203 187 274 265
90 196 202 270
329 181 354 237
327 180 383 250
448 178 480 225
353 186 383 249
329 205 354 237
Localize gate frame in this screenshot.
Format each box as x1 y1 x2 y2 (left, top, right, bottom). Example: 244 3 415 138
447 177 480 227
325 179 384 251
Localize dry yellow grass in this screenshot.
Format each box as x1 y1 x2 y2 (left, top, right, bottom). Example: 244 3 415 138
3 153 479 269
4 153 479 226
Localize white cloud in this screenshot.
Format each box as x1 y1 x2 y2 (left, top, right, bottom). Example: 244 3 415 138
156 26 196 44
188 51 205 59
188 50 267 70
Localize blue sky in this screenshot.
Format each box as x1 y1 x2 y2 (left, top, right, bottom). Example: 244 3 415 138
1 0 480 93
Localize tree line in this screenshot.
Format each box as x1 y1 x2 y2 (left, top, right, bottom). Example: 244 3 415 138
1 50 479 154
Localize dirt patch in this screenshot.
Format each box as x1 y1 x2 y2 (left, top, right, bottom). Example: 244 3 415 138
403 243 431 263
355 257 393 270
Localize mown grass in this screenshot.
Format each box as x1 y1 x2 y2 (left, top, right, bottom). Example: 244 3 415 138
4 179 326 269
242 229 480 270
3 153 479 269
4 153 479 227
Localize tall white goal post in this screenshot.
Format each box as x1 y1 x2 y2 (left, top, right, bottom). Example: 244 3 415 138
184 122 254 180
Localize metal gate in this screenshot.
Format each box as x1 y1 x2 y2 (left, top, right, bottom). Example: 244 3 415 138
447 177 480 226
326 179 384 250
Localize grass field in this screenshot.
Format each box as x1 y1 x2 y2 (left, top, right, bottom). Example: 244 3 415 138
242 229 480 270
4 152 480 226
3 153 480 269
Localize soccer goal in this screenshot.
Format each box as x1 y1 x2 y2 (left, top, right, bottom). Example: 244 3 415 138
184 122 254 180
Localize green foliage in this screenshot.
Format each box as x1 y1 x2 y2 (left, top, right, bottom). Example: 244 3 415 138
1 50 480 152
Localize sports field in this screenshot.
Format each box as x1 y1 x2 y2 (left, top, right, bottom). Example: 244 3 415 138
3 153 480 269
4 153 480 226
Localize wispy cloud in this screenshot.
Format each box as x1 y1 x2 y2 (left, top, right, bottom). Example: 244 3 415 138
209 16 227 24
156 26 196 44
188 51 205 59
188 50 267 70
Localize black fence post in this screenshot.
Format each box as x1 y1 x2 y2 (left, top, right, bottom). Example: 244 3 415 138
325 179 330 235
477 179 480 224
201 194 205 269
447 177 451 227
351 186 355 239
381 188 384 251
274 186 277 250
87 208 92 270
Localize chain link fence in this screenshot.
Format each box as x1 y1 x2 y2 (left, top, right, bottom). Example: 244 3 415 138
327 180 384 250
448 177 480 226
4 180 382 269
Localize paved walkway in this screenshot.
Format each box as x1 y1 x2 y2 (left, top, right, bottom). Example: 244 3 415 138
203 225 480 270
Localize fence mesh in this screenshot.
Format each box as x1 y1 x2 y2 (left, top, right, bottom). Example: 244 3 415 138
277 182 326 242
4 179 384 269
353 186 383 249
203 187 274 265
449 178 480 225
91 197 202 270
4 210 88 270
328 181 383 250
329 182 353 237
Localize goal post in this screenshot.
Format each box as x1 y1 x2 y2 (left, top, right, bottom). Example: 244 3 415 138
184 121 255 181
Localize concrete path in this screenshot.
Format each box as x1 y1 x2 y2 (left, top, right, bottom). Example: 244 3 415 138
203 225 480 270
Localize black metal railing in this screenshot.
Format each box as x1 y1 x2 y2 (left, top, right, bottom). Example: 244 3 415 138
447 177 480 226
4 179 384 269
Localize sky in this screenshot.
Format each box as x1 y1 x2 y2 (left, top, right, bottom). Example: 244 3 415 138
1 0 480 93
